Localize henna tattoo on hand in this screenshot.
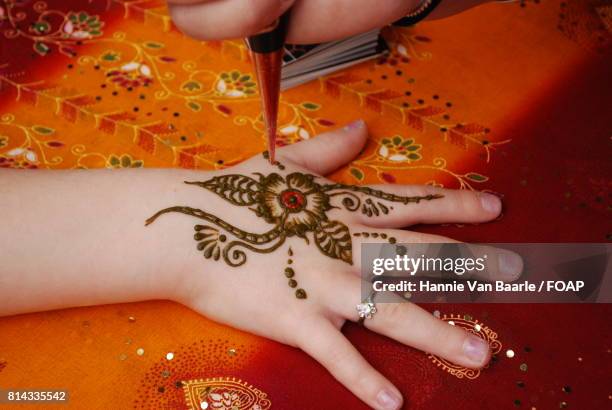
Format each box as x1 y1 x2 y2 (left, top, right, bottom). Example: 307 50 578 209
145 165 441 299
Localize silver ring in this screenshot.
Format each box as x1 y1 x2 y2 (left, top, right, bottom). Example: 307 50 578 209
356 290 378 325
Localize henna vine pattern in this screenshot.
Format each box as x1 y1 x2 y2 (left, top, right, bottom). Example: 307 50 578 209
145 162 441 298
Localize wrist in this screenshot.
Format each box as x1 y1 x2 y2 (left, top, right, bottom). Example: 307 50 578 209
143 168 224 304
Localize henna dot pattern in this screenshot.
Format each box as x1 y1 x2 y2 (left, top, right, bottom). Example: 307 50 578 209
146 168 441 298
262 151 285 170
353 232 398 246
282 248 305 298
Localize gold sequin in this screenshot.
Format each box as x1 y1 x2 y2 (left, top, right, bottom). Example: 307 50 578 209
166 352 174 360
136 348 145 356
228 348 237 356
118 353 127 361
128 316 136 323
506 349 515 358
520 363 528 372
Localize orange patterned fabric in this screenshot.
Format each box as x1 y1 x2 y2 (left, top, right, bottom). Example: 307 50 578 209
0 0 611 409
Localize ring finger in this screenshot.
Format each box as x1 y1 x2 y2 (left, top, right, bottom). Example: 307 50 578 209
325 273 492 369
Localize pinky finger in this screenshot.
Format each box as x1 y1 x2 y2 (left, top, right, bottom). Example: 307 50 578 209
298 319 404 410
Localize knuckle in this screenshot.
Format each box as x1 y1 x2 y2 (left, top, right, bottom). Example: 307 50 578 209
326 343 351 365
449 191 471 215
462 191 482 214
376 303 407 325
430 321 463 353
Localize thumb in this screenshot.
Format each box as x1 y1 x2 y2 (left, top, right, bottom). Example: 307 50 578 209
277 120 368 175
169 0 294 40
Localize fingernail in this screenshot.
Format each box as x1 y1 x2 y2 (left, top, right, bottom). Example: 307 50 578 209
463 334 490 364
480 193 501 214
376 389 402 410
344 119 365 131
498 252 523 280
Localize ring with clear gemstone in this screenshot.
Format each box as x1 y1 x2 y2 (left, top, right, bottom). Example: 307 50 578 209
356 301 377 323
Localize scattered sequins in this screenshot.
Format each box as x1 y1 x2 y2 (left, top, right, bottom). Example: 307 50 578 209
228 348 237 357
519 363 528 372
474 324 482 332
165 352 174 361
161 370 170 378
128 316 136 323
136 348 145 356
506 349 515 358
118 353 127 361
200 402 209 409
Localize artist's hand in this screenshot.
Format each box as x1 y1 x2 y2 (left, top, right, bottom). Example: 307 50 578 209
167 0 491 44
149 120 523 410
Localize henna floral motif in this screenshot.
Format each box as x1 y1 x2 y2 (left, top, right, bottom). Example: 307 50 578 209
145 163 441 298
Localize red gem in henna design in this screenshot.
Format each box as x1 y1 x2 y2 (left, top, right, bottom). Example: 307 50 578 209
279 189 306 211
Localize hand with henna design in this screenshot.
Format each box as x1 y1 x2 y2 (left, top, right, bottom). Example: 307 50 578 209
0 120 522 410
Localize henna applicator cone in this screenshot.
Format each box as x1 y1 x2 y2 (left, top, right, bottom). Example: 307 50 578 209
245 11 291 164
